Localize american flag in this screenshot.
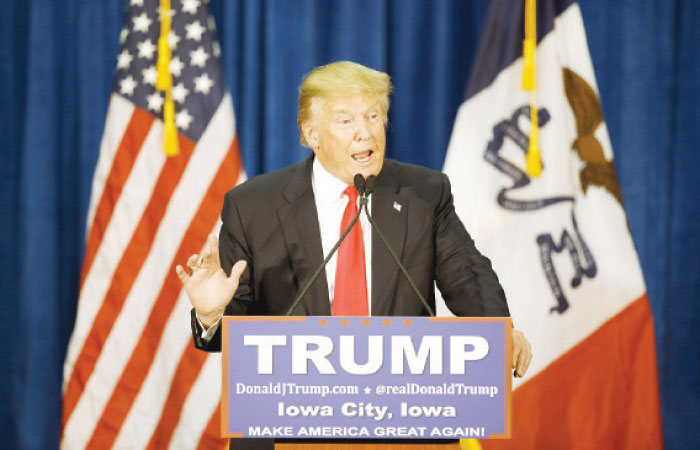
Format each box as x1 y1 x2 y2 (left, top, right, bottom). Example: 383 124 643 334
61 0 244 448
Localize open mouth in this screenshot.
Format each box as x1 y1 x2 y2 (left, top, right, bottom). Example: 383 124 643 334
352 150 373 163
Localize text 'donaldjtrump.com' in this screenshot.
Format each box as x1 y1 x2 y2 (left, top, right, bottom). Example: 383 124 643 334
222 317 511 439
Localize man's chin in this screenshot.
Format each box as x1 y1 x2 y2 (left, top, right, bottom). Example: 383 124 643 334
339 160 383 185
356 160 383 180
353 167 381 183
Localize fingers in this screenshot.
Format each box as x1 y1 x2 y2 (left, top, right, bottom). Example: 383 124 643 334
519 337 532 376
512 329 532 378
187 253 199 272
512 339 521 376
175 265 190 285
201 234 220 267
228 260 247 282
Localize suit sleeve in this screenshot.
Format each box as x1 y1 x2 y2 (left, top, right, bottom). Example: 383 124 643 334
433 173 511 317
190 191 255 352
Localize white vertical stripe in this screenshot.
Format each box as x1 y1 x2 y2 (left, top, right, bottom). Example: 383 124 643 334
62 97 237 449
113 223 221 450
111 291 194 450
168 354 222 450
63 119 164 391
85 94 135 235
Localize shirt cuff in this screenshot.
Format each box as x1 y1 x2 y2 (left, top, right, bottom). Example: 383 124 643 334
197 315 222 342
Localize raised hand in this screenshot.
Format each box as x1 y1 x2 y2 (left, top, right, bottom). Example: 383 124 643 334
175 234 247 327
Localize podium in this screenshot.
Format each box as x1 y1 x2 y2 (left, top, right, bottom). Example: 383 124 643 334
276 443 459 449
222 316 511 447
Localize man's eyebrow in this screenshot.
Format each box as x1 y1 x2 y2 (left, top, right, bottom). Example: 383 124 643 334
366 104 380 112
330 104 381 115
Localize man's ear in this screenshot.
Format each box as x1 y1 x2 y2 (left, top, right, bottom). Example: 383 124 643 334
301 121 318 149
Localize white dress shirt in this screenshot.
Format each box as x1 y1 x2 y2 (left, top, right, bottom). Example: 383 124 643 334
311 157 372 311
199 157 373 339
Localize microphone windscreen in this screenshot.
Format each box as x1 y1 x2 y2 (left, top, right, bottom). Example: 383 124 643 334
365 175 377 195
353 174 366 194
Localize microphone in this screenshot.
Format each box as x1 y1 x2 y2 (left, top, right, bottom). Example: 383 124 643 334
285 174 366 316
358 178 435 317
364 175 377 196
354 173 366 194
354 174 368 207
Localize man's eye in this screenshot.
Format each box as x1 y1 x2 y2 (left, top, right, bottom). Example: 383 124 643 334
369 113 379 120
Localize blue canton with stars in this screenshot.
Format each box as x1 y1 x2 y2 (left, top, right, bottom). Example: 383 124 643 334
114 0 225 142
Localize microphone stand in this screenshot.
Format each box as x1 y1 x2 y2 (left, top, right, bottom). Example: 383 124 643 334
285 174 436 318
359 178 436 317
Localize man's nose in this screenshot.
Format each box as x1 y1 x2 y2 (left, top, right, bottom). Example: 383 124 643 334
355 118 371 140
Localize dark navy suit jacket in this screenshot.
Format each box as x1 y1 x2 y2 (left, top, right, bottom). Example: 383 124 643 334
189 156 510 449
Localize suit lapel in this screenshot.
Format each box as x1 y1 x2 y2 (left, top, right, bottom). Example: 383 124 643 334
277 157 331 315
371 164 407 316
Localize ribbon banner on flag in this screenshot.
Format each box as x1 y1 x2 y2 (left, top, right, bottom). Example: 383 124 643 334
440 0 663 447
61 0 244 448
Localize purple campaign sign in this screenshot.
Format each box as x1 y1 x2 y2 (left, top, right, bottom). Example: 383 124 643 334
222 316 512 440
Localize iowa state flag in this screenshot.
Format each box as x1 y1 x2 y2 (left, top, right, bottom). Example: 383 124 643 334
442 0 663 447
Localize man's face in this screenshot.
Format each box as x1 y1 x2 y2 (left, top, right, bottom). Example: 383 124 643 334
303 93 386 185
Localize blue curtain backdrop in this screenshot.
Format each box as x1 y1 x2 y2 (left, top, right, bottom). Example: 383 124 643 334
0 0 697 448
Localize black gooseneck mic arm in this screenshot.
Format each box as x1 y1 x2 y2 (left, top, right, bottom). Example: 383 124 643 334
285 174 367 316
360 175 436 317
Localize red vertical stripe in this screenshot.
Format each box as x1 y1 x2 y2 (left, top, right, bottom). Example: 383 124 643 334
481 295 663 449
146 345 208 449
197 402 227 450
62 134 196 432
80 108 154 287
85 141 242 448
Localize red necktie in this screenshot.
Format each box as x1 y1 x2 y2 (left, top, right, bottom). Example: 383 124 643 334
332 186 369 316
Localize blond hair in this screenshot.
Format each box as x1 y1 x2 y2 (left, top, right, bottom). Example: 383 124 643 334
297 61 393 147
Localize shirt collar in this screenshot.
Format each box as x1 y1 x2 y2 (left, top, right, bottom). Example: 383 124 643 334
312 156 349 206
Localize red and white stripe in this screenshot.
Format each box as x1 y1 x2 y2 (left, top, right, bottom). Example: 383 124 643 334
61 92 244 450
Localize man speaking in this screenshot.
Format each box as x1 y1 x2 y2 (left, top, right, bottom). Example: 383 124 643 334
176 61 531 447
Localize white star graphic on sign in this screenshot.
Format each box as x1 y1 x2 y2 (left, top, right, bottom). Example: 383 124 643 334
172 82 189 103
190 47 209 68
146 92 164 112
130 0 144 6
169 56 185 77
119 28 129 44
182 0 200 14
119 75 137 96
193 73 214 95
117 49 133 69
175 109 193 130
168 31 181 50
137 39 156 59
212 41 221 57
208 16 216 31
142 66 157 85
132 12 152 33
185 21 206 41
